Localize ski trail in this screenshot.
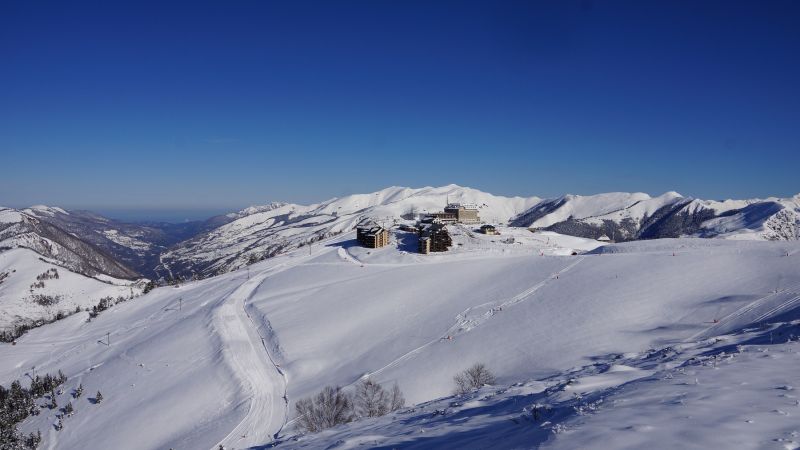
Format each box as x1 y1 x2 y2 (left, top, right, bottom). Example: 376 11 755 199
214 271 284 449
345 257 585 385
216 246 338 448
688 280 800 341
243 302 290 440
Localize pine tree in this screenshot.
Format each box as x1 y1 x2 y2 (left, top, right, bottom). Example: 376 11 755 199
63 401 74 416
74 384 83 398
95 391 103 404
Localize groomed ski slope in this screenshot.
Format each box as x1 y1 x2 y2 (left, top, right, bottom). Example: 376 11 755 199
0 230 798 449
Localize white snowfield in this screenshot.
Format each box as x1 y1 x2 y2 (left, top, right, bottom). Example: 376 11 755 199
0 230 798 449
0 248 142 330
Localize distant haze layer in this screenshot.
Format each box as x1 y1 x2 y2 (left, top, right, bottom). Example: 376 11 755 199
91 208 235 223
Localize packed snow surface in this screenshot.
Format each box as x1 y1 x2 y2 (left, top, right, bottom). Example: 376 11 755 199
1 231 798 449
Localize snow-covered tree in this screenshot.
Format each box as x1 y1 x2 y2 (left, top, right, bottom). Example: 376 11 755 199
48 391 57 410
94 391 103 404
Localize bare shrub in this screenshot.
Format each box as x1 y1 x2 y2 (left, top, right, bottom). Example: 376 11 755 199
354 378 388 418
389 382 405 412
453 363 496 394
353 378 406 419
295 386 353 433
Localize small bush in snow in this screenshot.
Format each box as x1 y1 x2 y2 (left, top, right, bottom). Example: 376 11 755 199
295 386 353 433
453 363 496 394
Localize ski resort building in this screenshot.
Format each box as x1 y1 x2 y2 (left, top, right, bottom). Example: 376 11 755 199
356 225 390 248
426 203 480 224
480 224 498 235
418 223 452 254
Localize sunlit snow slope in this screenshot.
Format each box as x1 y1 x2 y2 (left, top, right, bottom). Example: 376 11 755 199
1 227 798 449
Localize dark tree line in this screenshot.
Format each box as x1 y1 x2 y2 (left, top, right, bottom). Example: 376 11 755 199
1 370 67 449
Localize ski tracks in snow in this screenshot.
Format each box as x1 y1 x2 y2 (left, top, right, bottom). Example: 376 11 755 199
351 256 586 383
688 279 800 341
213 271 286 449
213 257 314 448
215 247 336 448
448 256 585 337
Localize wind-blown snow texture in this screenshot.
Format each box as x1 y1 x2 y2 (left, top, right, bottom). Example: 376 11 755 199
1 227 798 449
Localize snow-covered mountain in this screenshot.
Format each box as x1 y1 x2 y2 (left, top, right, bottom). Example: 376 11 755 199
16 206 227 278
0 208 153 340
0 207 140 280
156 186 799 280
511 191 800 242
0 247 144 338
154 185 542 279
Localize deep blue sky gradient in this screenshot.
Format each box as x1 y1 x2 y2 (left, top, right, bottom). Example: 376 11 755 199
1 1 798 218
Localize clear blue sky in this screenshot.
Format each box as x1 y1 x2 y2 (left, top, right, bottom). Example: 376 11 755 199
1 1 798 218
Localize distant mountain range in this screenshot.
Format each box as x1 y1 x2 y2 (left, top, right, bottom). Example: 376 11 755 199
2 186 798 281
155 185 799 280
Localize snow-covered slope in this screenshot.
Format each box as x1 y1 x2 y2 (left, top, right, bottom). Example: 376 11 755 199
284 318 800 450
18 206 225 278
512 191 800 242
155 185 541 279
2 230 798 449
697 195 800 241
0 248 143 334
0 207 140 280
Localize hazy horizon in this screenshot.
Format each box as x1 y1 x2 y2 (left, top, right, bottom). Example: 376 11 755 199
4 182 800 224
